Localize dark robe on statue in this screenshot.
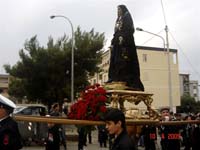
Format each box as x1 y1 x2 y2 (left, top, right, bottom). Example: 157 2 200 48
108 5 144 91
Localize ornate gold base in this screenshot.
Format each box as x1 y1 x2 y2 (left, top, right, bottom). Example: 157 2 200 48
104 81 128 90
104 81 141 91
106 89 160 120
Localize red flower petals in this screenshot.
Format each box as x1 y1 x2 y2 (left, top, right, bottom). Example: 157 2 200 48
68 84 108 121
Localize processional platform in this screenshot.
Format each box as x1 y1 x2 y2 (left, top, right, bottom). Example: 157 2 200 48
105 82 160 120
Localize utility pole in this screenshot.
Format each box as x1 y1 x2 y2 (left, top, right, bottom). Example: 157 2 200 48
165 25 173 111
136 26 173 111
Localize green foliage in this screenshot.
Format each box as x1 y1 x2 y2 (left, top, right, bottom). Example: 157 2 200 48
4 27 105 106
177 94 200 113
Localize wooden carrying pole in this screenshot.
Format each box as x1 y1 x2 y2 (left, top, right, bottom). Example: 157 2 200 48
14 115 200 126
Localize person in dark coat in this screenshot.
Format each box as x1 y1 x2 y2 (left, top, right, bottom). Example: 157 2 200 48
77 126 87 150
181 115 192 150
49 103 67 150
98 125 108 147
45 115 60 150
104 108 136 150
191 116 200 150
159 107 181 150
107 4 144 91
140 125 157 150
0 94 23 150
50 103 60 116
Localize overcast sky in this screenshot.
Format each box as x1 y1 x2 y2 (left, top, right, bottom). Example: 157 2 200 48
1 0 200 82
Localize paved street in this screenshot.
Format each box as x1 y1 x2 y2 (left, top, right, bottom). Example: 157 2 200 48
22 142 146 150
21 129 184 150
22 129 109 150
22 141 184 150
21 129 132 150
22 141 109 150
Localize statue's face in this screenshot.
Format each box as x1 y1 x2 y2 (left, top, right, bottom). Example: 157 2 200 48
117 7 123 17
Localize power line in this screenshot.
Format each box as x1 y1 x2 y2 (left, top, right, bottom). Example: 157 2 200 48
138 0 168 47
160 0 174 111
160 0 168 26
169 31 200 79
140 29 165 46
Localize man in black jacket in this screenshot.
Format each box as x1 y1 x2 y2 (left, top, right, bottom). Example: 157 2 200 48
45 119 60 150
0 94 23 150
104 108 136 150
159 106 181 150
140 125 157 150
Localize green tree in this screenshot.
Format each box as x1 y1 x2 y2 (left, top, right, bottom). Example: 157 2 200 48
177 94 200 113
4 27 105 106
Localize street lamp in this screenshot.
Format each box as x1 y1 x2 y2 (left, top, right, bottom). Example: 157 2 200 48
50 15 74 102
136 27 173 111
136 27 165 50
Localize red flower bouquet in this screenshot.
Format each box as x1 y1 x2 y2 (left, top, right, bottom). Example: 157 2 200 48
68 83 109 121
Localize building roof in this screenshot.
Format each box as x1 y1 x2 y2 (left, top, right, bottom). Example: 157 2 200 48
136 45 177 53
102 45 178 55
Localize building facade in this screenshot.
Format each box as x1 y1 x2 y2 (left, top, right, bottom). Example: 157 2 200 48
89 46 180 110
179 73 199 101
0 74 9 95
179 74 190 96
189 80 199 101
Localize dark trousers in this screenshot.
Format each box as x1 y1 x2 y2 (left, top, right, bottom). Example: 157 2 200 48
144 140 155 150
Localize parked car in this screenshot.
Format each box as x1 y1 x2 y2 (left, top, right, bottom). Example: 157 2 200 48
13 104 48 146
14 104 47 116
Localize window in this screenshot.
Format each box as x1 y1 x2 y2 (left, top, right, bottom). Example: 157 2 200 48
93 79 96 84
142 54 147 62
31 107 41 115
99 74 102 80
173 53 177 64
0 78 8 83
20 108 32 115
183 76 189 82
193 89 197 93
184 85 189 93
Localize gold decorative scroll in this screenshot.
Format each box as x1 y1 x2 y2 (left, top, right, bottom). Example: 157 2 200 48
106 90 159 120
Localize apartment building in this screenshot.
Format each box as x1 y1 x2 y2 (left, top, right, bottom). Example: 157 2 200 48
179 74 190 96
189 80 199 101
0 74 9 95
179 73 199 101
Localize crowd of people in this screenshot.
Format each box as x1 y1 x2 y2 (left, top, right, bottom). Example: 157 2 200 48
138 107 200 150
45 101 108 150
1 93 200 150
